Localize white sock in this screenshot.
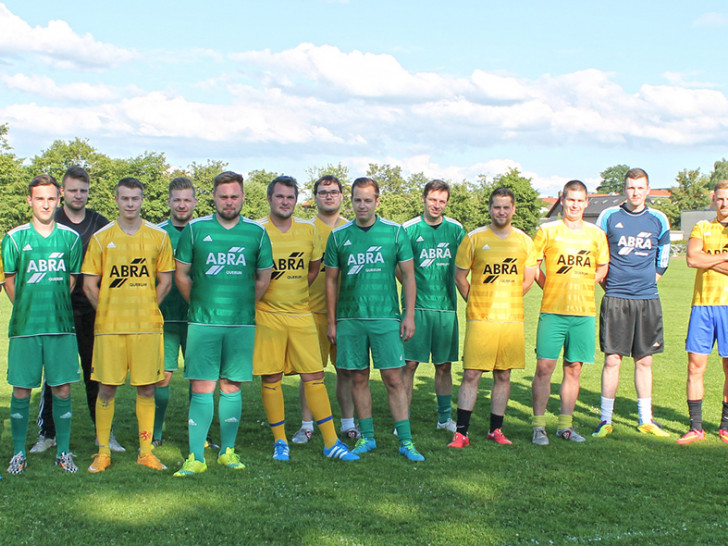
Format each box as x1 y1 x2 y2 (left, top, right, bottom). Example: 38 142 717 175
301 420 314 431
340 417 355 431
637 398 652 425
600 397 615 424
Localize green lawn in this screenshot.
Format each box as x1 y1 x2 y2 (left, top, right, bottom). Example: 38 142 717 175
1 258 726 544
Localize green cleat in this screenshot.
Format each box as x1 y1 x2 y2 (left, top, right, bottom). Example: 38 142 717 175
174 454 207 477
592 421 613 438
637 420 670 438
217 447 246 470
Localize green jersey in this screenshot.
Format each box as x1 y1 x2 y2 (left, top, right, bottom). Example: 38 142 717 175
325 217 413 320
175 214 273 326
2 222 83 337
402 215 465 312
159 219 188 322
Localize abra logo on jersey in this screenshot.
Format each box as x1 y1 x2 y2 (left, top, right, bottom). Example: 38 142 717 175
617 232 653 256
482 257 518 283
109 258 150 287
26 252 67 283
706 243 728 255
419 243 452 267
272 252 305 280
347 246 384 275
556 250 591 274
205 247 246 275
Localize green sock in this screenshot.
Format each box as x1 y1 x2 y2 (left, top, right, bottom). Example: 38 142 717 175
359 417 375 440
436 394 452 423
188 392 214 462
532 415 546 428
394 419 413 443
218 390 242 452
153 385 170 441
10 395 30 456
52 394 72 456
558 414 573 430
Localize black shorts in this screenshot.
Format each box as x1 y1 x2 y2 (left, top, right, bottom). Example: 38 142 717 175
599 296 664 359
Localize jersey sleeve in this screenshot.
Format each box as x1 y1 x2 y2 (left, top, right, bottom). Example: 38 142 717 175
157 233 175 273
324 231 340 269
256 229 274 270
395 225 414 263
1 233 18 275
0 251 4 284
596 229 610 264
689 221 706 240
69 232 83 274
454 233 474 270
175 223 193 264
654 210 671 275
311 224 324 263
81 234 103 275
523 235 537 268
528 226 547 265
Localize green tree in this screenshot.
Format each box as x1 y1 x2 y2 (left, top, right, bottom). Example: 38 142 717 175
0 124 31 233
446 179 489 233
304 162 352 219
243 169 281 220
650 198 681 230
670 168 710 212
596 164 629 194
483 168 542 236
710 158 728 187
365 163 422 223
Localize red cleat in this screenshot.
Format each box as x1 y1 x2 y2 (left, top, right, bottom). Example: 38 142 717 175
448 432 470 449
676 429 705 445
487 428 513 445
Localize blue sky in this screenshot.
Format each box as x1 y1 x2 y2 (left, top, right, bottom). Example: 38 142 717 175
2 1 727 195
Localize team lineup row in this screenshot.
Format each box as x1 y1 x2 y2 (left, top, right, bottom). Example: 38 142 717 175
2 165 727 478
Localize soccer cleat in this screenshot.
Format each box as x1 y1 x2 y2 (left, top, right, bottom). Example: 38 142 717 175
217 447 246 470
88 453 111 473
273 440 290 461
487 428 513 445
205 437 220 450
557 428 586 442
637 420 670 438
151 439 163 448
341 426 361 440
55 452 78 473
29 435 56 454
137 452 167 471
532 426 549 446
719 429 728 444
292 428 313 444
352 437 377 455
436 418 457 433
592 420 613 438
677 429 705 445
8 452 27 475
399 441 425 462
174 454 207 477
323 439 360 461
448 432 470 449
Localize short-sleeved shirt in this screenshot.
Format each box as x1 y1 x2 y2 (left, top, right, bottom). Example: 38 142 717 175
175 214 273 326
324 216 413 321
158 220 189 323
402 215 465 312
529 220 610 317
2 223 83 337
689 219 728 306
82 221 175 334
597 204 670 300
455 225 535 322
257 216 323 315
309 215 347 314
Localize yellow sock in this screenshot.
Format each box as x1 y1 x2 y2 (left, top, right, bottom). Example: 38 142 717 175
136 395 155 456
95 397 115 456
262 380 287 443
303 379 337 449
558 414 573 430
532 415 546 428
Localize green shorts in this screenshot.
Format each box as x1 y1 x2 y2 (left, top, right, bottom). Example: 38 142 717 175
336 319 405 371
8 334 81 389
404 309 459 364
163 321 188 372
184 324 254 382
536 313 596 363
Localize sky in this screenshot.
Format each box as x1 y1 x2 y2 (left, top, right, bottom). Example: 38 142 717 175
1 1 728 196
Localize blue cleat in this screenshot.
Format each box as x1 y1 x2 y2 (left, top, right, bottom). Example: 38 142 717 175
273 440 290 461
352 437 377 455
399 441 425 462
323 439 360 461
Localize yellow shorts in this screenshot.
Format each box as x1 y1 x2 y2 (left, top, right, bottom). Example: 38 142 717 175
313 312 336 367
462 321 525 371
91 333 164 386
253 311 323 376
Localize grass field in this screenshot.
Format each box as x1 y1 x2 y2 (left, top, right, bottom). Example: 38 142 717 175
0 258 726 545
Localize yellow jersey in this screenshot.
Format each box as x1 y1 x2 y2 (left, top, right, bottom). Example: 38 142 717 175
257 216 323 315
690 219 728 306
530 220 609 316
82 221 175 334
309 215 346 314
455 226 535 322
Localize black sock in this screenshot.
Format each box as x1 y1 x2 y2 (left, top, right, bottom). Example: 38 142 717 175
721 402 728 431
688 399 703 431
456 408 472 436
490 413 504 433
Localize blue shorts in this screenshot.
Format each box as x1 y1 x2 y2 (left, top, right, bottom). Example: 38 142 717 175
685 306 728 357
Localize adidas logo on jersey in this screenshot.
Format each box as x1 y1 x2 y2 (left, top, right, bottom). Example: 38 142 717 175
107 242 116 249
416 236 425 242
615 222 624 228
203 235 213 242
481 244 490 250
343 240 352 246
22 244 33 251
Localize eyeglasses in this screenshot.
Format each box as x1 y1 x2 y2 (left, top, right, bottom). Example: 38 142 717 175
317 190 341 197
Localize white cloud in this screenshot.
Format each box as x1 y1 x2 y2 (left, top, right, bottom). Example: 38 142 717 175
693 12 728 27
662 71 720 89
2 73 127 102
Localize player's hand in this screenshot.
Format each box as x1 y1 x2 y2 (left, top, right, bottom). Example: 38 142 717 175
327 323 337 345
401 315 415 342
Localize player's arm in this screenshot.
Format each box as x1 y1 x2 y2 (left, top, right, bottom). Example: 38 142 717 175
3 274 16 304
454 266 470 301
686 237 728 274
594 263 609 285
156 271 172 305
394 263 403 283
83 274 101 309
534 262 545 289
325 266 340 344
69 274 77 293
399 259 416 341
255 267 272 302
308 259 321 286
523 266 537 294
175 260 192 303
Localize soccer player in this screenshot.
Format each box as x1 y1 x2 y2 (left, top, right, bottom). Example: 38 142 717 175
325 177 425 461
448 187 537 448
401 180 465 434
255 176 358 461
30 166 124 454
292 174 359 444
680 179 728 444
593 168 671 438
173 171 273 477
83 177 174 473
530 180 609 445
153 177 198 446
3 174 83 474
